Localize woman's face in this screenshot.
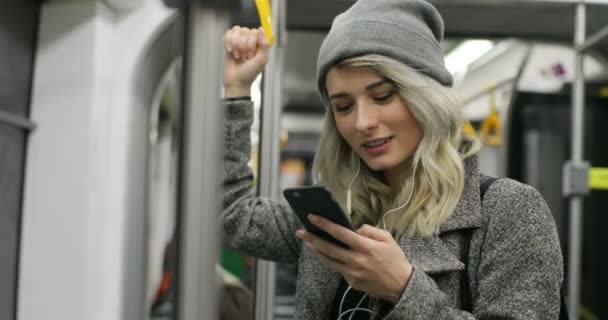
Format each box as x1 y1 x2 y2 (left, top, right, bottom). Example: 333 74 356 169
326 66 423 175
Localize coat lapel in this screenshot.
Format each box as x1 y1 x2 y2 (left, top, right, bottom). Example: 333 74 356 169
440 154 484 233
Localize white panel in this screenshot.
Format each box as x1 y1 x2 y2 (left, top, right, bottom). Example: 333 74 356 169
19 1 175 320
457 40 529 121
518 43 608 92
19 1 97 319
459 41 608 121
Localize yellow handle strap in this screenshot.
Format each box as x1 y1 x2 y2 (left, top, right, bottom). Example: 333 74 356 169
255 0 275 46
463 121 477 137
479 84 502 146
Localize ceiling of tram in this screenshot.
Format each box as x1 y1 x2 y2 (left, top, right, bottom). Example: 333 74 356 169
234 0 608 43
231 0 608 112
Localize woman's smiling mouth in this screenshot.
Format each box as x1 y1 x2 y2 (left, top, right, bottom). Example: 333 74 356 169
362 137 393 155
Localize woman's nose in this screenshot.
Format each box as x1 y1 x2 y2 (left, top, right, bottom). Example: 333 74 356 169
355 104 379 132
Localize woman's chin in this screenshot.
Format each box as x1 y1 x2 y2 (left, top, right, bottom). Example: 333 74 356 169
364 160 393 172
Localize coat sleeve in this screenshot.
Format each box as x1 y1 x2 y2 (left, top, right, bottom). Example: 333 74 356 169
383 179 564 319
221 99 302 263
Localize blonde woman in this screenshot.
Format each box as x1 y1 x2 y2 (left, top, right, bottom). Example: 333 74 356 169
221 0 563 319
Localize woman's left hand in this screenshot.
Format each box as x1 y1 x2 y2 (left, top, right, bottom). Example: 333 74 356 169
296 214 413 304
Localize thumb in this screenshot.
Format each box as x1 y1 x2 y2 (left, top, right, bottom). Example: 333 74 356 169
357 224 392 242
254 27 271 62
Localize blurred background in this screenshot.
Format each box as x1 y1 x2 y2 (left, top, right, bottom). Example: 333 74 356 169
2 0 608 319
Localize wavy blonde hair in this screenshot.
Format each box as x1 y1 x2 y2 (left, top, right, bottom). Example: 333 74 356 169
313 55 480 238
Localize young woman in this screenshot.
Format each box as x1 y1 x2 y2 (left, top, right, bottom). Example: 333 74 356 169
221 0 563 319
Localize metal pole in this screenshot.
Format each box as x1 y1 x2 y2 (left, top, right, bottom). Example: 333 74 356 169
568 2 586 319
176 3 230 320
255 0 286 319
577 25 608 52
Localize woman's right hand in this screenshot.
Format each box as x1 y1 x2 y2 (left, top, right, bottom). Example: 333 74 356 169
223 26 271 98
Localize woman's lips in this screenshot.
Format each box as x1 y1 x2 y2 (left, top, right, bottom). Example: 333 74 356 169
362 137 393 156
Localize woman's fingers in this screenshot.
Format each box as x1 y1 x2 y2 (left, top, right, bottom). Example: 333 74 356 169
223 26 250 60
297 230 354 263
307 215 368 251
245 30 258 59
223 26 235 53
305 242 349 274
356 224 393 242
232 27 244 59
242 28 258 59
224 26 271 63
257 27 270 50
298 219 413 302
223 25 271 95
256 28 271 61
232 26 246 59
236 27 249 59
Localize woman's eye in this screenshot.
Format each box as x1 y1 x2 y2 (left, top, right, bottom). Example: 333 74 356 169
374 92 395 103
335 104 353 112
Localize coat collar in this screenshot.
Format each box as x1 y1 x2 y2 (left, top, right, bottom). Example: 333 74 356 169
439 154 484 233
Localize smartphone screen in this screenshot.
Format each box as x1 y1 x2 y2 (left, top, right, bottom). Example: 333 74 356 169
283 186 354 248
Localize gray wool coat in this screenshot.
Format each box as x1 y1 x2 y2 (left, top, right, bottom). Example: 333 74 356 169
222 99 564 319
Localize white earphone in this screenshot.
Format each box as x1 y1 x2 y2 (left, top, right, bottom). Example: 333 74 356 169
339 159 372 320
338 160 417 319
382 163 417 231
346 158 361 216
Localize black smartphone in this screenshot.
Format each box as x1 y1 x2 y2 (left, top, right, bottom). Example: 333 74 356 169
283 186 354 249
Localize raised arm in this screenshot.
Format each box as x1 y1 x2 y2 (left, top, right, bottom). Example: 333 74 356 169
221 27 302 263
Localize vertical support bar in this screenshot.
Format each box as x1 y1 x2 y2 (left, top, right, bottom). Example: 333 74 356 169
176 4 229 320
568 2 586 319
255 0 286 319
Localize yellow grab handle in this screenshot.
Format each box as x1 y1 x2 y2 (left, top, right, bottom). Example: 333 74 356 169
590 167 608 190
463 121 477 137
255 0 275 47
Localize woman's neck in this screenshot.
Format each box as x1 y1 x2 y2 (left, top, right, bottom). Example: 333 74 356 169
383 161 413 194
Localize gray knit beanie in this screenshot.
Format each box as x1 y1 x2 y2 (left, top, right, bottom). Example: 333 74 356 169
317 0 453 95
